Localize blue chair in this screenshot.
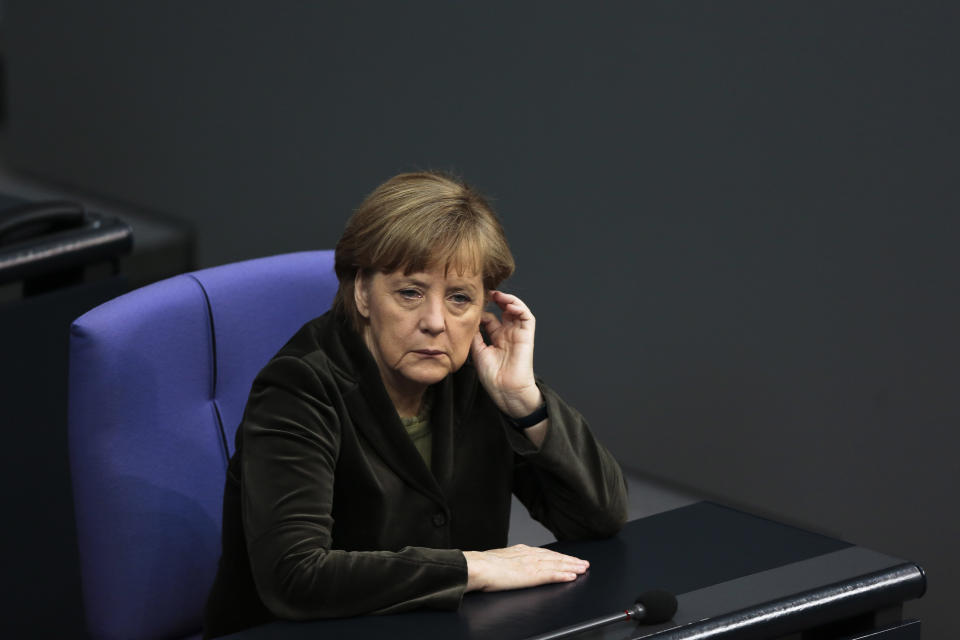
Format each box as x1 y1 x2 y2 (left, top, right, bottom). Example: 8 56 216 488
67 251 338 640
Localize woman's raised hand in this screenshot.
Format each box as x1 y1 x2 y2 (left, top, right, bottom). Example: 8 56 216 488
470 291 543 418
463 545 589 592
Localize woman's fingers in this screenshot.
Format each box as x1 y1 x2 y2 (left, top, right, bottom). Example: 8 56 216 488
486 292 535 341
499 545 588 581
479 310 501 334
490 291 534 325
470 330 486 358
473 293 539 416
472 313 500 359
492 545 584 562
464 545 590 592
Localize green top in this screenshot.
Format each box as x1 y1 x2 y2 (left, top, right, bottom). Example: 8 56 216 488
400 393 432 468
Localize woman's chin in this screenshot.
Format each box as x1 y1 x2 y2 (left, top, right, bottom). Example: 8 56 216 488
400 361 454 387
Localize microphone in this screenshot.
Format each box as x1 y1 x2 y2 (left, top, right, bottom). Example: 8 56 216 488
525 589 678 640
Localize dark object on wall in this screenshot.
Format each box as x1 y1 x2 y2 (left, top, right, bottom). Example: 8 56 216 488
0 198 132 296
0 193 132 638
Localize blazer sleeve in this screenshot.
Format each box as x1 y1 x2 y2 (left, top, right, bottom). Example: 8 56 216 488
239 355 467 620
506 380 629 541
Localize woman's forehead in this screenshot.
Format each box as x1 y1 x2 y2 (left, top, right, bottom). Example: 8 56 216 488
402 248 483 280
386 265 483 288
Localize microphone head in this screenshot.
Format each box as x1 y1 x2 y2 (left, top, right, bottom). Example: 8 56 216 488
635 589 678 624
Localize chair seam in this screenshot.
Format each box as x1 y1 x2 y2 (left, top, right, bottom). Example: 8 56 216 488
186 273 230 461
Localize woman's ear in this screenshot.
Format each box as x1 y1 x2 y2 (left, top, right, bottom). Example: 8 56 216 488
354 271 371 319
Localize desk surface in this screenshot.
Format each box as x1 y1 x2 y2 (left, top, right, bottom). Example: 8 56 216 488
226 502 924 640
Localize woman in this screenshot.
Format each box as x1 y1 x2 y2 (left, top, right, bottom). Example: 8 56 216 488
203 172 628 638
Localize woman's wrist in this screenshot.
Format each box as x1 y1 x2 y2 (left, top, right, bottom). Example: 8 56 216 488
501 387 548 446
505 403 548 430
463 551 485 592
500 385 544 420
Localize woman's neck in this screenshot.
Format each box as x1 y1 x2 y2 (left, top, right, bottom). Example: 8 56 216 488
385 384 425 419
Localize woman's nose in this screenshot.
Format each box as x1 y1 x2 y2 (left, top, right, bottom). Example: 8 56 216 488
418 297 445 334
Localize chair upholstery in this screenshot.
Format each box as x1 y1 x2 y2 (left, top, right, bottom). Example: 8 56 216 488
68 251 337 640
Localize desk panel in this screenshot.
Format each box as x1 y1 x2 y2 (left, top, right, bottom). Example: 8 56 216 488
228 502 917 640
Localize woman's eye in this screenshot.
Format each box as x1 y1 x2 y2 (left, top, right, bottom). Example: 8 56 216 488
449 293 472 305
397 289 421 300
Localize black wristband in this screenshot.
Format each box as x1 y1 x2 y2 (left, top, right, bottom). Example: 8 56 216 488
506 403 548 430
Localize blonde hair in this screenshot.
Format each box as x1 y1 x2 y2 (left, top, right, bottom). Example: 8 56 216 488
333 171 515 330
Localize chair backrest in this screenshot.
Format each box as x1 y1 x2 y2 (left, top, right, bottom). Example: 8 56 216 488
68 251 337 640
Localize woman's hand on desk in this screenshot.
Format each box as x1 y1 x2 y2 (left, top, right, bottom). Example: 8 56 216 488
463 544 589 592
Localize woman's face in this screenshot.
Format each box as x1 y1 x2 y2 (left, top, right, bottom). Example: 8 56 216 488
355 265 485 402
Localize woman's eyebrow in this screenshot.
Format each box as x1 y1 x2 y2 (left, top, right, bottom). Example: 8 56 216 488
391 274 427 286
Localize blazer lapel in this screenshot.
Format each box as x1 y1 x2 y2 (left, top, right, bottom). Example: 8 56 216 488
430 378 455 497
344 376 446 505
432 362 480 500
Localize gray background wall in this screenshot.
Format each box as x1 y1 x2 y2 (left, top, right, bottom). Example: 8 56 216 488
2 1 957 636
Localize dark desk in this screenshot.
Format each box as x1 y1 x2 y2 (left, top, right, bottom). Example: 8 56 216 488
226 502 925 639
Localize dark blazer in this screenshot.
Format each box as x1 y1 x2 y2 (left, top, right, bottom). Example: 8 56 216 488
204 312 627 638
